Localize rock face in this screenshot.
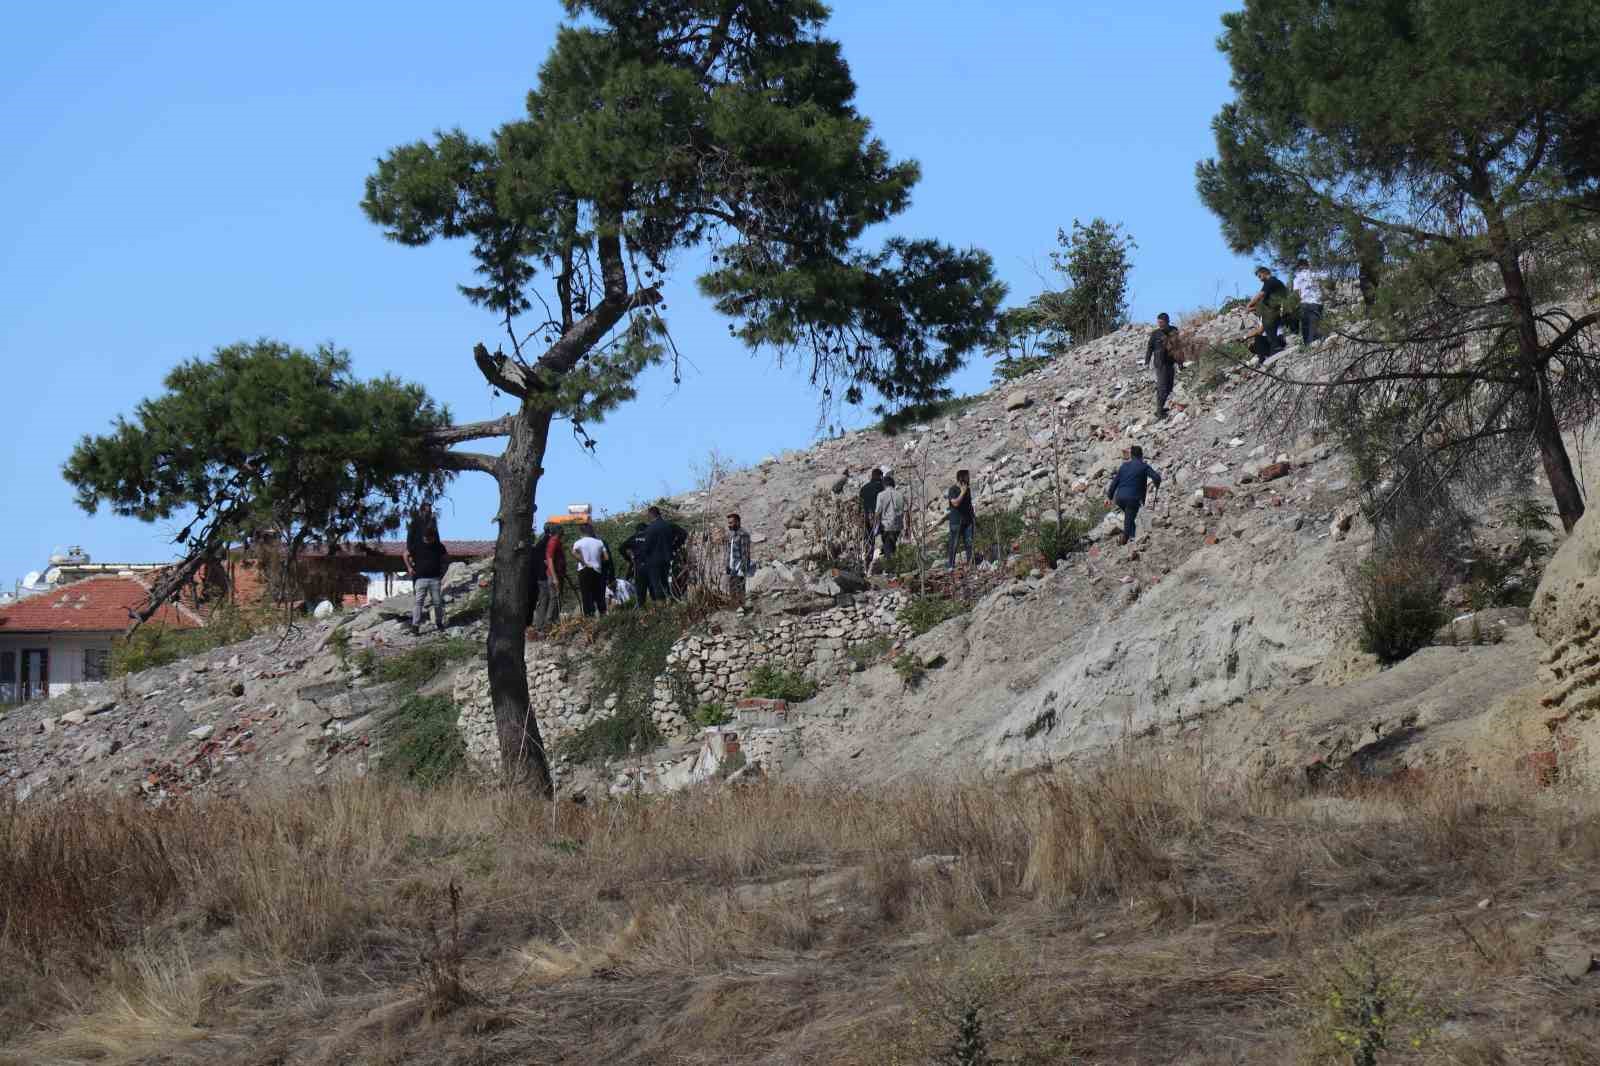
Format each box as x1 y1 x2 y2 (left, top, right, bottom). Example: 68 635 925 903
1530 507 1600 785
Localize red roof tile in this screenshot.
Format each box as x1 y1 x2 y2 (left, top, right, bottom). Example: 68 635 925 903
0 576 204 634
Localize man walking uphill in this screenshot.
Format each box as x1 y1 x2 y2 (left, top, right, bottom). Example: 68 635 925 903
874 474 907 565
404 524 449 635
1145 313 1180 420
725 513 754 603
858 467 885 568
1106 446 1162 545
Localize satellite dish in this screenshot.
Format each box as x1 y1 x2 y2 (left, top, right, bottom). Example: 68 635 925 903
22 570 41 588
43 568 62 585
48 552 69 565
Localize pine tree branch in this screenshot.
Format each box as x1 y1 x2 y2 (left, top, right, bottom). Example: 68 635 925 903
473 344 530 398
434 451 499 475
424 416 514 446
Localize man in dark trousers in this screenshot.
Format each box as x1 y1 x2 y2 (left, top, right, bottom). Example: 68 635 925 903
1106 445 1163 545
946 469 976 568
621 522 648 582
1145 313 1180 420
639 506 677 605
404 523 449 635
1245 265 1289 362
858 467 885 568
531 519 566 629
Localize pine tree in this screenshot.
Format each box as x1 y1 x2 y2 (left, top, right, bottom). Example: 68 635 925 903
1196 0 1600 532
63 341 453 619
362 1 1004 793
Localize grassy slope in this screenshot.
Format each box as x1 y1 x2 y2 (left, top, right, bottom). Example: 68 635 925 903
2 755 1599 1065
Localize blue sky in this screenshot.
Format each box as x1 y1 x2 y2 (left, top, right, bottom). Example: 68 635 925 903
0 1 1254 589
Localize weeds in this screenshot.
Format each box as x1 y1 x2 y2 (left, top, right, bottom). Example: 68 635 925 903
110 602 267 677
893 653 927 690
878 395 982 436
746 664 819 702
691 703 731 728
363 637 478 692
380 694 466 786
1351 534 1448 663
848 636 893 670
1309 949 1436 1065
900 594 972 636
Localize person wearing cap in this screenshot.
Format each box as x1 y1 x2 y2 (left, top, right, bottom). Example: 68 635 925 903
1145 313 1181 420
724 513 754 603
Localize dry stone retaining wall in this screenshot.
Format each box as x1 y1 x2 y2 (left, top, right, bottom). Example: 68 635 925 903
455 590 913 774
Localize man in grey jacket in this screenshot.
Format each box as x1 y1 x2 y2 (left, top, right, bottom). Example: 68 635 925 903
873 474 907 565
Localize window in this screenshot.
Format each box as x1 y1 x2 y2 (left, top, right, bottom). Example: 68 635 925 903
0 651 13 684
84 648 110 682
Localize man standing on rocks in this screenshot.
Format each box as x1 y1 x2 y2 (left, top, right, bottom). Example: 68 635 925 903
1292 259 1328 345
725 512 754 603
532 519 567 629
947 469 976 568
859 467 885 568
639 506 677 605
621 521 648 583
405 523 449 636
1106 445 1163 545
571 523 610 618
874 473 907 566
1145 312 1181 420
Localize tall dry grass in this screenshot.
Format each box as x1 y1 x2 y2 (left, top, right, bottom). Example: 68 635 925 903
2 753 1598 1064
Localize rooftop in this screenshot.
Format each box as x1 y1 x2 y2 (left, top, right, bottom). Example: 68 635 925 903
0 576 205 634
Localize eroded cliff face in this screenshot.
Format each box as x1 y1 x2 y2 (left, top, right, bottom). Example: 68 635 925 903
1530 505 1600 786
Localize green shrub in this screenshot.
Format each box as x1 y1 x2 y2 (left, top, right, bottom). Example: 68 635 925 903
972 509 1027 561
366 638 478 691
110 602 266 677
991 352 1053 384
847 636 893 670
380 694 465 787
559 606 695 763
1352 537 1448 664
692 703 731 728
746 664 819 702
892 654 927 690
1032 517 1090 563
899 595 971 637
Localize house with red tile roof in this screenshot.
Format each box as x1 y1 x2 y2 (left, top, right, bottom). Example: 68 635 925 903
0 576 203 703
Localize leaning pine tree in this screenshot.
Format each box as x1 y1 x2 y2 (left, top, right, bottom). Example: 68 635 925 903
361 1 1003 795
1196 0 1600 532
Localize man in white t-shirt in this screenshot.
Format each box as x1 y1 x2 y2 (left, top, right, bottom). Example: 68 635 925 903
570 524 610 617
1292 259 1329 345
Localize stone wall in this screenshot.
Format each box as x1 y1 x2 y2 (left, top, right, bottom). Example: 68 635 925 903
454 590 912 774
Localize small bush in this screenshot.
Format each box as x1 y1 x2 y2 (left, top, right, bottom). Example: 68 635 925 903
973 509 1027 561
380 694 466 787
562 709 663 764
1032 517 1090 563
900 595 972 637
848 636 893 670
110 602 266 676
991 352 1052 384
367 638 478 691
746 664 819 702
692 703 731 728
893 654 927 690
878 395 981 436
1352 536 1448 664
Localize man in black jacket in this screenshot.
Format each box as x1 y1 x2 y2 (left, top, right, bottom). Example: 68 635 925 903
638 507 677 605
1106 446 1163 545
404 524 449 635
1145 313 1180 420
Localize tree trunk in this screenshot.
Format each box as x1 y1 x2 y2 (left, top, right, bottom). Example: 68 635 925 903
1532 372 1585 532
486 399 556 796
1485 213 1587 533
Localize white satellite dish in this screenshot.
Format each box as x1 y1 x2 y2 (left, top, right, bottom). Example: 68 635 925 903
22 570 41 588
43 567 62 585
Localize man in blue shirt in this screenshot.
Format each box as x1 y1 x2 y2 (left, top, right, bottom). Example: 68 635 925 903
1106 446 1163 545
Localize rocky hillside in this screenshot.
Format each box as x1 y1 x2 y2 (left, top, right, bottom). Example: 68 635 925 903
1 307 1587 804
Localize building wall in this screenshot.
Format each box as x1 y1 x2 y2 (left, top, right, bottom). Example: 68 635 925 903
0 633 115 701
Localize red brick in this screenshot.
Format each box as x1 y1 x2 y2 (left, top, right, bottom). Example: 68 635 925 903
1203 534 1219 546
1202 484 1232 500
1517 749 1560 787
1259 462 1292 482
736 698 789 712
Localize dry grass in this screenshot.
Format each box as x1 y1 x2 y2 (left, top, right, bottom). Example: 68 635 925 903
2 755 1600 1064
